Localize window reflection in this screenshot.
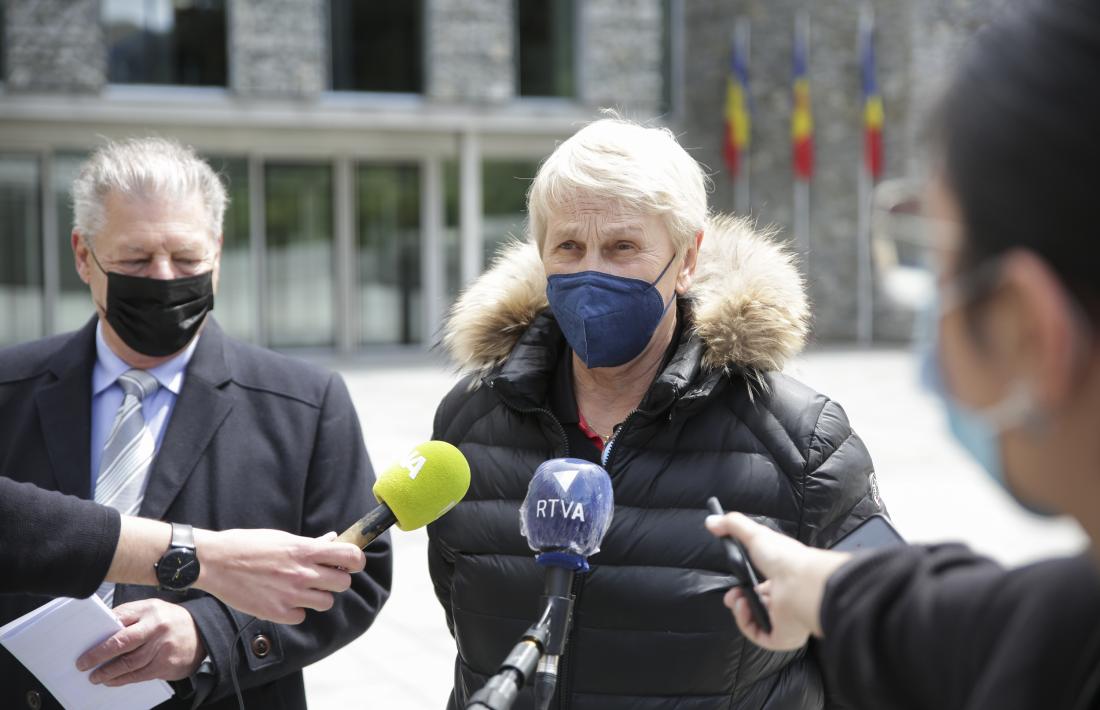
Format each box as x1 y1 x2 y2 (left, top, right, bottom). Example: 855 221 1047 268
0 156 43 345
264 164 335 347
331 0 423 93
483 160 537 265
517 0 575 98
104 0 227 86
207 157 254 342
357 164 421 344
54 152 94 334
443 160 462 305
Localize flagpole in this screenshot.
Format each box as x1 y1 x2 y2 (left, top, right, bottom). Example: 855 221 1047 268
734 17 751 216
857 3 874 346
794 11 811 262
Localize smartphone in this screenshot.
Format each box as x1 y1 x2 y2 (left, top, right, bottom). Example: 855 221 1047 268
706 497 773 634
830 514 904 553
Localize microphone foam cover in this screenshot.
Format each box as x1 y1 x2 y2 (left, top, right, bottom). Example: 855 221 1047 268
372 440 471 531
520 458 614 558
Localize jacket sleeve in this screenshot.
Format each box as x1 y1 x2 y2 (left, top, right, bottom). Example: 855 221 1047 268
425 381 468 640
819 544 1006 710
0 477 121 597
798 399 886 549
183 372 393 704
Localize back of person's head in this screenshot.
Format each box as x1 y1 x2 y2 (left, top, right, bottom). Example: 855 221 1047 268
527 114 709 256
935 0 1100 323
72 136 227 242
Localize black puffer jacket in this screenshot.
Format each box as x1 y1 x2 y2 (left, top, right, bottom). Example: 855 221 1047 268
428 216 884 710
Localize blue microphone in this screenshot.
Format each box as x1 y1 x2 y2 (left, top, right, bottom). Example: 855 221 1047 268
520 458 614 710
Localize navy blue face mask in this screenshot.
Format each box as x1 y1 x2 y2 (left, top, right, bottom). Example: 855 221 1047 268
546 255 677 368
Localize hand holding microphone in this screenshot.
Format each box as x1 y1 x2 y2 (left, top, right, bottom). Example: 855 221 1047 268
339 440 471 549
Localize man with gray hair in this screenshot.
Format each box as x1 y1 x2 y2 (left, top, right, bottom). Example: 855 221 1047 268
0 137 392 709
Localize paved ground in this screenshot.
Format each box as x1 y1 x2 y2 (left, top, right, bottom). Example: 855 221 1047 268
301 346 1086 709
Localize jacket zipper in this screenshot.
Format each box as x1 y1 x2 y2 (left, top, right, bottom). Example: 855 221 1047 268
600 408 640 469
558 407 647 709
488 381 663 709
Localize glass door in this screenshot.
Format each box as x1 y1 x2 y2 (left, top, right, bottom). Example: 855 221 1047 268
0 155 43 345
264 163 335 347
356 164 422 345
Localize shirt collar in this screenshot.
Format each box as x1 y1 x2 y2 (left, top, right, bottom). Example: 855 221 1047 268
92 321 200 397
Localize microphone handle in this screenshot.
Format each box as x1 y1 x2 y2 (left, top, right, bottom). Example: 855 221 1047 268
337 503 397 549
467 622 549 709
533 565 577 710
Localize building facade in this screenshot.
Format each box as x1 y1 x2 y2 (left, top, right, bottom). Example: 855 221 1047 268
0 0 672 351
674 0 1008 341
0 0 1008 351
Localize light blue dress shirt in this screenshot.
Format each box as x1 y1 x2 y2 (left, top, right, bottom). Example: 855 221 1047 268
89 322 200 495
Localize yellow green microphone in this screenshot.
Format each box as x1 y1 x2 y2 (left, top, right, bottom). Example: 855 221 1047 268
338 440 471 549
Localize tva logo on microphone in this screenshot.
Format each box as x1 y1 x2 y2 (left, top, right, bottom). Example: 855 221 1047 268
521 458 614 558
535 469 587 521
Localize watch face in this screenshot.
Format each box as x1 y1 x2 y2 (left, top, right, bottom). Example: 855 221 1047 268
157 548 200 590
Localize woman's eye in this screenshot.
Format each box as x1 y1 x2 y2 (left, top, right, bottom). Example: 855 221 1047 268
614 241 636 251
557 241 578 251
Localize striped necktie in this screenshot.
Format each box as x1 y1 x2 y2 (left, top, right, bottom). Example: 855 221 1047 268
94 368 159 605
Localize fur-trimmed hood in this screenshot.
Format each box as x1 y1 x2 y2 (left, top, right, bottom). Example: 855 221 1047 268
441 213 809 378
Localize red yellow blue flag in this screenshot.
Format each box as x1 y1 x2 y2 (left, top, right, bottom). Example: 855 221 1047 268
791 20 814 181
860 8 884 180
723 32 751 180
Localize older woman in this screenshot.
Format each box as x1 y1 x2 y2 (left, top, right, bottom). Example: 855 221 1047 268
427 118 883 710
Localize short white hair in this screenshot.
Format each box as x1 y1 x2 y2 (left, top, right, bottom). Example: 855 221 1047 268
72 137 227 241
528 116 710 254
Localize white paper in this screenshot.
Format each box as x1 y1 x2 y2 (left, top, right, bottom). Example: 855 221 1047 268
0 595 173 710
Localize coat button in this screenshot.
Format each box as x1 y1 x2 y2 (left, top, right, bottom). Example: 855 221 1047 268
25 690 41 710
250 634 271 658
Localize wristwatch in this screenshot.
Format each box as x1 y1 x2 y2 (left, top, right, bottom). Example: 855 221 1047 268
155 523 201 592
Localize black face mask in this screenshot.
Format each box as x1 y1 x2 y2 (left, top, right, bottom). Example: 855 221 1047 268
104 271 215 356
89 248 215 357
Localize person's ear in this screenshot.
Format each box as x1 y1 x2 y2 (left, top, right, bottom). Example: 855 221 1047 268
675 230 705 295
73 231 92 285
998 250 1083 412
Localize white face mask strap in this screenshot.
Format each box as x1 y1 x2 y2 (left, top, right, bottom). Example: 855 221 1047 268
973 379 1044 434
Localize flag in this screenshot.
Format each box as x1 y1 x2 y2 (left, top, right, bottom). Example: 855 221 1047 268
791 17 814 181
860 8 884 180
723 29 751 180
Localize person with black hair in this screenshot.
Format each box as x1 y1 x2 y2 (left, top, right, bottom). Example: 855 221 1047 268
705 1 1100 708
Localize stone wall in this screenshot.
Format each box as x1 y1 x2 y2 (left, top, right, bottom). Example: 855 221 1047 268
426 0 515 104
230 0 326 98
675 0 1006 341
579 0 665 117
4 0 104 93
